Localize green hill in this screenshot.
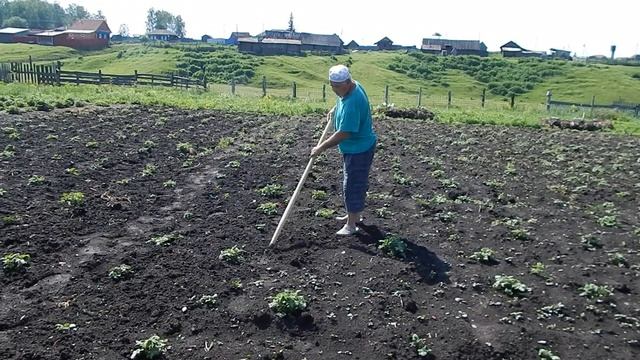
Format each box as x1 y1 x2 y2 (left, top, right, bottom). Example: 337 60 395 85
1 43 639 106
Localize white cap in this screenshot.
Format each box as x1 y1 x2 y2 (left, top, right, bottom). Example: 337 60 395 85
329 64 351 82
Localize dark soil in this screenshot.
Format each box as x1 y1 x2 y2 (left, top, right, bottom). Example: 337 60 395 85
1 106 639 359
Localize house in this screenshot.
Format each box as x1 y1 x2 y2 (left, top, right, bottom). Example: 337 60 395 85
500 41 546 58
238 37 301 56
421 38 488 56
550 48 572 60
0 27 29 43
375 37 394 50
58 19 111 49
299 33 343 53
34 30 67 46
345 40 359 50
226 32 251 45
147 29 179 41
202 34 225 44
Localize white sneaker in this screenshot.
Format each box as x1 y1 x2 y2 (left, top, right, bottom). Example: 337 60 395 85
336 224 360 236
335 214 364 222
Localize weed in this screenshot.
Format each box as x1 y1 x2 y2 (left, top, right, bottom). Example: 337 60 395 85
2 253 30 271
226 160 240 168
505 162 517 175
315 208 336 219
219 246 245 264
257 202 278 216
148 233 180 246
0 188 6 196
141 164 157 177
393 173 414 186
409 334 432 357
597 215 617 227
65 167 80 176
538 348 560 360
176 142 195 154
116 178 131 185
609 253 628 267
229 279 243 291
2 144 15 158
85 141 98 149
59 191 85 207
311 190 327 200
511 228 530 240
131 335 168 360
217 136 234 149
493 275 531 296
54 323 76 331
484 179 505 189
28 175 45 185
537 303 565 320
581 234 602 251
439 178 458 189
530 262 546 277
375 206 392 218
378 234 408 258
108 264 134 280
46 134 58 141
579 283 613 299
257 184 284 198
2 214 19 225
162 180 177 188
269 290 307 315
430 169 445 178
469 248 496 264
197 294 219 308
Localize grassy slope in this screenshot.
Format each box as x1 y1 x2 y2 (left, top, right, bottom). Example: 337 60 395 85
2 43 638 104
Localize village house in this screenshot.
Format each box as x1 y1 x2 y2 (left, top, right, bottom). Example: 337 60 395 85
1 19 111 49
147 29 178 41
500 41 546 58
237 29 344 55
421 37 488 56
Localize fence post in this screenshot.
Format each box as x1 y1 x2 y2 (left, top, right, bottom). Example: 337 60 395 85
55 61 61 86
134 70 138 84
481 88 486 108
75 73 79 85
201 65 207 91
98 70 102 85
418 87 422 107
635 105 639 118
28 55 33 83
590 95 595 118
322 84 326 102
546 90 552 111
231 79 236 95
510 94 515 109
171 73 174 87
447 90 452 108
292 81 296 98
384 85 389 105
262 76 266 97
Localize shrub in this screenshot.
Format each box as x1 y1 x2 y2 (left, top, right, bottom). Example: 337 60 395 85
257 202 278 216
469 248 496 264
257 184 284 198
59 191 85 207
579 283 613 299
131 335 168 359
269 290 307 315
493 275 530 296
378 235 408 258
219 246 245 264
2 253 30 271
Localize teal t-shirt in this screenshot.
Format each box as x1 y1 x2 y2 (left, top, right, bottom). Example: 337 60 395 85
333 81 377 154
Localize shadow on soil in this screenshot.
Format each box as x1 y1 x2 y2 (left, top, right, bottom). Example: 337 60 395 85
354 223 451 285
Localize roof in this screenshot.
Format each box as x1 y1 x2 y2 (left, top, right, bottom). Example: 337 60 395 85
238 37 259 43
500 41 525 51
64 29 95 34
35 30 66 37
550 48 571 53
147 29 178 36
346 40 359 47
69 19 111 33
230 32 251 38
375 37 393 45
299 33 342 47
422 38 487 51
261 38 301 45
0 27 30 34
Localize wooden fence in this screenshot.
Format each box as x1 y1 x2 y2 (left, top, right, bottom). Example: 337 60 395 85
0 61 206 90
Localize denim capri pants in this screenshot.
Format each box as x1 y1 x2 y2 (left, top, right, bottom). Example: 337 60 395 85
342 143 376 213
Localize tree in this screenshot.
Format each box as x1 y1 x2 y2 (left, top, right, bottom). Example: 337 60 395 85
66 3 91 23
610 45 616 60
118 24 129 37
287 12 295 32
145 8 157 33
2 16 28 28
173 15 185 38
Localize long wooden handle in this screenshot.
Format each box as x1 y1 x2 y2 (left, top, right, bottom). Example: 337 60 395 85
268 111 334 247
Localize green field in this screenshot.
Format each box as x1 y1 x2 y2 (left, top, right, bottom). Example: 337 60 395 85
1 43 639 135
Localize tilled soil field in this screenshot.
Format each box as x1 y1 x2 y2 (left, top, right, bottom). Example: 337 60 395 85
1 106 639 359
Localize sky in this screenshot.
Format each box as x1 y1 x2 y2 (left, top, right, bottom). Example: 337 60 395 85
54 0 640 57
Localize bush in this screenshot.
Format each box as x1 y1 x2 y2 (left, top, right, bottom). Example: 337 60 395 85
269 290 307 315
